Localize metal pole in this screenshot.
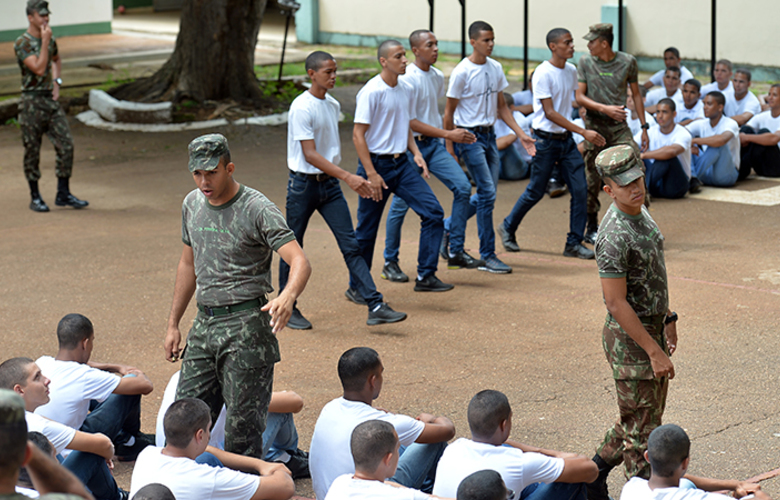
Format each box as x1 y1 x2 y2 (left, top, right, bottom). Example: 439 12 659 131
711 0 716 83
428 0 434 32
459 0 466 58
523 0 528 90
618 0 623 52
278 14 291 81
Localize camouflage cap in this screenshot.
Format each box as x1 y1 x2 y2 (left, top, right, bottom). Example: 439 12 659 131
0 389 26 425
27 0 50 15
188 133 229 172
596 144 644 186
583 23 612 41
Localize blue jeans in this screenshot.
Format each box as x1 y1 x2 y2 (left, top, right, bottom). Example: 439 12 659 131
519 481 587 500
61 451 121 500
279 172 383 308
499 145 530 181
452 129 501 259
692 146 738 187
390 441 447 493
644 158 689 199
81 391 141 444
263 411 299 461
503 135 587 247
353 154 444 282
384 138 472 260
195 451 223 467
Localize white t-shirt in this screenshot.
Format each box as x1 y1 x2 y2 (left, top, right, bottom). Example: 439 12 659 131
15 487 39 498
724 91 761 119
354 75 413 155
129 446 259 500
495 111 533 162
746 110 780 151
686 116 741 168
646 88 684 110
649 65 694 87
620 477 731 500
431 439 564 500
700 81 734 100
675 100 704 123
571 117 586 145
447 57 508 128
531 60 578 134
34 356 120 429
287 90 342 174
25 411 76 455
628 111 657 137
512 89 533 111
309 397 425 500
324 474 430 500
155 371 226 449
635 124 692 179
400 63 444 129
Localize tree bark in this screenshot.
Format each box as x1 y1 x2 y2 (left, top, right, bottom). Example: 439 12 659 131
112 0 267 104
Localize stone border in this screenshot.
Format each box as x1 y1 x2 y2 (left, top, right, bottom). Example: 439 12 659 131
88 89 172 123
76 109 292 132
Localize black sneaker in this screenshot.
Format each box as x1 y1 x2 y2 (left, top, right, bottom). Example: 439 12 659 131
118 489 130 500
563 243 595 259
345 288 367 305
29 195 50 212
286 308 312 330
689 177 703 194
439 231 450 261
381 262 409 282
115 433 154 462
367 303 407 325
447 251 485 269
478 256 512 274
55 192 89 209
275 448 311 480
498 224 520 252
547 178 567 198
414 274 454 292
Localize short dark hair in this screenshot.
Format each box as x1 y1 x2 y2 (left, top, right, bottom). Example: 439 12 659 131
0 357 34 390
57 313 94 350
337 347 381 392
305 51 335 72
18 431 54 487
468 21 493 40
26 6 34 15
707 91 726 107
503 92 514 107
647 424 690 477
378 40 403 61
467 390 511 439
716 59 733 72
665 66 681 77
546 28 570 48
409 29 432 48
735 68 752 81
599 32 614 47
350 420 397 472
658 98 677 112
771 83 780 92
457 470 507 500
684 79 701 92
132 484 177 500
163 398 211 449
664 47 680 59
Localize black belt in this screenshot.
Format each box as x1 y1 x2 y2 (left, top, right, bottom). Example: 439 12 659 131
22 90 53 96
534 129 572 141
290 170 331 182
414 135 434 142
370 153 404 160
460 125 494 134
197 298 263 317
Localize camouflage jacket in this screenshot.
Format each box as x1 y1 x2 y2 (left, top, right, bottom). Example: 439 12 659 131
14 32 58 92
577 51 637 122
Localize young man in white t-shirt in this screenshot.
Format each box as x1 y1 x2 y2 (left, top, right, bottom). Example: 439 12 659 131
130 398 294 500
634 99 692 198
619 425 767 500
700 60 734 101
0 357 125 500
34 313 154 461
443 20 536 274
280 50 406 330
645 68 684 115
352 40 452 293
725 69 762 127
643 48 694 90
676 80 705 125
739 83 780 180
498 28 605 260
627 86 656 136
432 390 597 500
382 30 480 276
686 91 740 187
309 347 455 500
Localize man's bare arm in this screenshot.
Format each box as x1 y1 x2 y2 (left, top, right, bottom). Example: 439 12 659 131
538 97 605 147
205 446 295 500
353 122 387 200
68 430 115 461
22 24 52 76
641 144 684 161
731 112 753 127
300 139 373 200
740 130 780 147
692 131 733 148
268 391 304 414
410 119 476 144
263 240 310 334
414 413 456 444
164 244 196 362
684 475 761 497
443 97 459 158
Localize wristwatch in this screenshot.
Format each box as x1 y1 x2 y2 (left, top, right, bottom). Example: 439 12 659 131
664 311 678 324
54 77 63 86
641 122 650 130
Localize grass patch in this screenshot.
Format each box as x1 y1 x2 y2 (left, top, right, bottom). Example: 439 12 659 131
255 58 378 79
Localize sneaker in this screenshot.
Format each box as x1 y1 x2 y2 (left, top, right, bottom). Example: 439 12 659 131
275 448 311 479
447 251 485 269
414 274 455 292
689 177 703 194
563 243 595 259
497 224 520 252
29 195 50 212
547 178 567 198
118 489 130 500
55 192 89 209
478 256 512 274
344 288 367 306
115 433 154 462
439 231 450 261
367 303 408 325
381 262 409 283
286 307 312 330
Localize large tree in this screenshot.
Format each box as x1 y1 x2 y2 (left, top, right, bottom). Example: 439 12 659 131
113 0 268 104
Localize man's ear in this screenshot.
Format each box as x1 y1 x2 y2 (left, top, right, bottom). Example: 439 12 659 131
22 441 33 467
13 383 25 397
382 451 394 466
643 450 650 462
194 428 206 444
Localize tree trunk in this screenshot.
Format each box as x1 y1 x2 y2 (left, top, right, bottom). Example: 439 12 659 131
112 0 267 105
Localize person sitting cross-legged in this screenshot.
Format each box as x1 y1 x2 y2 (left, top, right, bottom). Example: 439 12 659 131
686 91 740 188
738 83 780 180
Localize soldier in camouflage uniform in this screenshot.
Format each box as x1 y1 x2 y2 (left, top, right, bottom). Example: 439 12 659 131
586 145 679 500
164 133 311 458
15 0 88 212
575 23 648 243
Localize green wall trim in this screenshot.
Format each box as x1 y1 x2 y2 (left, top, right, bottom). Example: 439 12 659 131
113 0 153 8
0 21 111 43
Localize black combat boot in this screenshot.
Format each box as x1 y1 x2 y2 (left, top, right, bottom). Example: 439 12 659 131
55 177 89 209
583 212 598 244
29 180 49 212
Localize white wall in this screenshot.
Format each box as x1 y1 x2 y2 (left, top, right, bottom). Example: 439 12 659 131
0 0 112 33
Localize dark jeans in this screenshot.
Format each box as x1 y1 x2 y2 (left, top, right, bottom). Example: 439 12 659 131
499 145 530 181
503 134 587 247
739 126 780 180
643 157 689 199
81 392 141 444
61 451 121 500
520 481 588 500
279 172 383 308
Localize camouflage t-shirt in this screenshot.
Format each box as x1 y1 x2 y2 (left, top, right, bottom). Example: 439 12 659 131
577 51 637 120
595 203 668 318
182 184 296 306
14 32 58 92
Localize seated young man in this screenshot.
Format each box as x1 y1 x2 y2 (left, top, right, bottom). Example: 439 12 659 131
130 398 294 500
431 390 597 500
620 424 768 500
309 347 455 500
495 93 532 181
0 358 125 500
155 371 309 478
687 91 741 187
627 86 656 137
634 98 692 198
725 69 761 127
739 83 780 180
700 60 734 101
34 314 154 461
643 48 694 90
677 80 705 125
456 470 508 500
645 67 684 115
130 484 175 500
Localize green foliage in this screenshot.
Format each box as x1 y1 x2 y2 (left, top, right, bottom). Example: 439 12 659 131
254 58 378 79
260 80 304 108
4 118 20 128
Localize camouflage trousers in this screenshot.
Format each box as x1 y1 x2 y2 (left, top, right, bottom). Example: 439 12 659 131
176 300 280 458
583 119 640 215
19 93 74 182
597 314 668 480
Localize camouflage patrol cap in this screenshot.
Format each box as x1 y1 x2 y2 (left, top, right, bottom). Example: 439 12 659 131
188 133 230 172
27 0 50 15
0 389 26 426
583 23 612 41
596 144 644 186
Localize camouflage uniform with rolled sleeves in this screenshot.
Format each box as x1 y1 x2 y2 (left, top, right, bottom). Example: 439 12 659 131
593 146 669 480
176 134 296 458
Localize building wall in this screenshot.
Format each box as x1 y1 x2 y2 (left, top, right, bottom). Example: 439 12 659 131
0 0 112 42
